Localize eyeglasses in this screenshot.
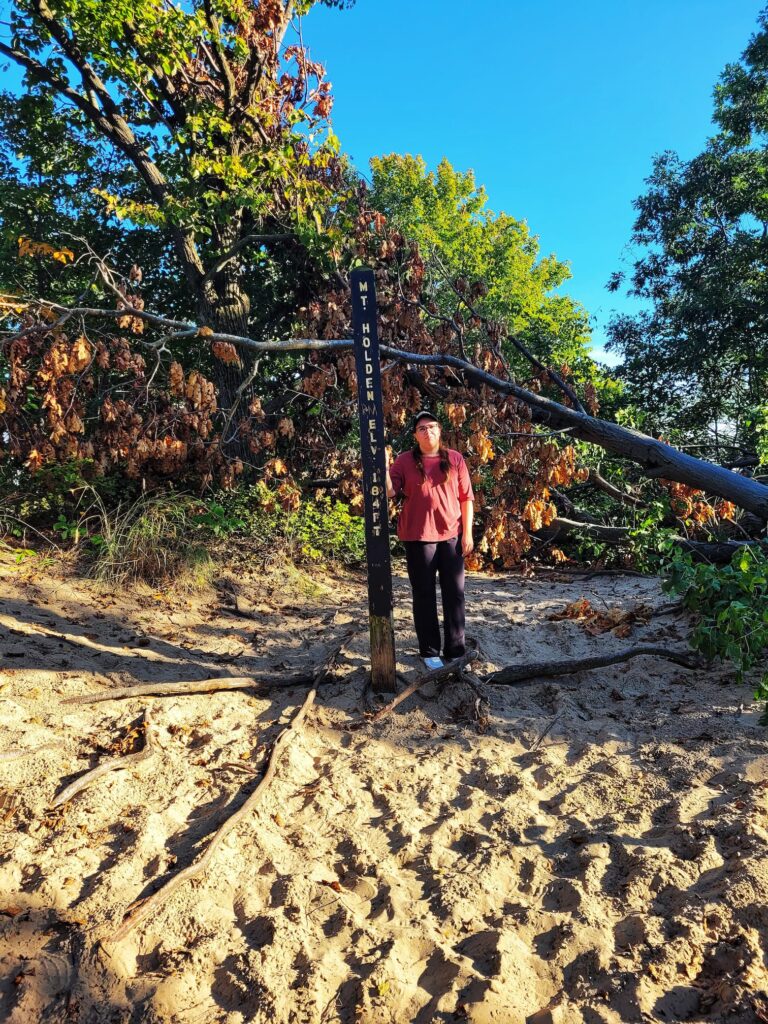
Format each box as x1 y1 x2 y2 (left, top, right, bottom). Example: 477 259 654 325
416 424 439 433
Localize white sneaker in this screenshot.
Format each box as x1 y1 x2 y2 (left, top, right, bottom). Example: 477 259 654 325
423 656 444 671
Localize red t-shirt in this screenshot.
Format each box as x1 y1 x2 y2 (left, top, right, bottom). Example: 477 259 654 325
389 449 474 542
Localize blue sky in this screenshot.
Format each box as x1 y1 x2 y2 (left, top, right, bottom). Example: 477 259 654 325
304 0 763 360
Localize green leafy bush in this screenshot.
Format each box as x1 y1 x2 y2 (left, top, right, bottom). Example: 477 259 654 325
624 501 681 574
219 483 366 565
0 459 127 546
664 546 768 700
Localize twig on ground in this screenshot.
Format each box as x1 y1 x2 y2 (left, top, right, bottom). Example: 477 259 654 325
0 742 64 763
484 646 703 686
532 714 562 752
51 711 157 808
108 686 317 943
348 649 478 729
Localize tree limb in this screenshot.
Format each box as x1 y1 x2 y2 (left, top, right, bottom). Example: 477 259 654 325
485 646 703 685
201 233 295 285
539 516 760 563
586 468 643 508
433 251 586 413
202 0 236 112
122 21 188 129
0 28 205 294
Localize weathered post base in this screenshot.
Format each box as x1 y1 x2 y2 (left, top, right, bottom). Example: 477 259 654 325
370 614 396 693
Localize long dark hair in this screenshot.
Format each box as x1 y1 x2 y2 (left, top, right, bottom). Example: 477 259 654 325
412 443 451 482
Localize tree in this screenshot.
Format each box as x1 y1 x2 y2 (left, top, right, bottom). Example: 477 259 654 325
0 91 180 315
369 154 603 388
3 4 765 566
607 7 768 456
0 0 351 354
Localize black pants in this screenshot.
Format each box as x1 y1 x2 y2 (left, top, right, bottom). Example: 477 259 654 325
404 536 466 659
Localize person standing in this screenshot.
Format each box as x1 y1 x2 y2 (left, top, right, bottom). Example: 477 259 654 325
385 411 474 669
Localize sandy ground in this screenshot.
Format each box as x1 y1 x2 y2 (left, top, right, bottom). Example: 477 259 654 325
1 548 768 1024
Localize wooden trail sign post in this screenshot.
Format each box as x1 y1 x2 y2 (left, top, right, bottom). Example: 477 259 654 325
350 268 397 693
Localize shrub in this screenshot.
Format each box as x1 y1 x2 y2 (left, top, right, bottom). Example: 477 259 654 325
664 545 768 700
219 483 366 565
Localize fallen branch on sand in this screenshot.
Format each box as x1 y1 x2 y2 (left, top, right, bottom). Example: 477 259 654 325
108 687 316 943
348 649 479 729
484 646 703 686
61 673 315 705
62 629 358 705
51 710 157 808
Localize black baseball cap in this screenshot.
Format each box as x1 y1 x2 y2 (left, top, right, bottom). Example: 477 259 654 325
413 410 439 429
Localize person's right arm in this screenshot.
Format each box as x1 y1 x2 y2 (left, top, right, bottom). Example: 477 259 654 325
385 447 397 498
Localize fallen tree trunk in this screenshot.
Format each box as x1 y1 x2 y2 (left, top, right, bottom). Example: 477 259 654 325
16 298 768 518
485 646 702 685
540 516 759 563
373 343 768 520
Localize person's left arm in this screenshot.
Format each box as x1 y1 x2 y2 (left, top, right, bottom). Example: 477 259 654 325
456 454 475 557
460 498 474 556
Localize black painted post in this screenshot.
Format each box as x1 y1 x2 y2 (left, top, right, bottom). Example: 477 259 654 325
350 268 396 693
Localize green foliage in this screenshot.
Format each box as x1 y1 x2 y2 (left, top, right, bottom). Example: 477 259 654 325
192 502 246 538
745 405 768 466
1 0 352 352
608 8 768 448
220 483 366 565
569 494 681 574
664 546 768 700
289 495 366 564
623 501 680 574
5 0 337 236
368 154 608 390
84 483 367 582
0 459 127 537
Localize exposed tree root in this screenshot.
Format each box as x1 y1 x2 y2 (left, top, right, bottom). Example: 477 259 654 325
348 649 478 729
51 711 157 808
484 646 703 686
108 687 316 943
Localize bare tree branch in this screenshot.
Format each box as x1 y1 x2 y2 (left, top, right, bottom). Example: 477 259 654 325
200 233 295 285
202 0 236 112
